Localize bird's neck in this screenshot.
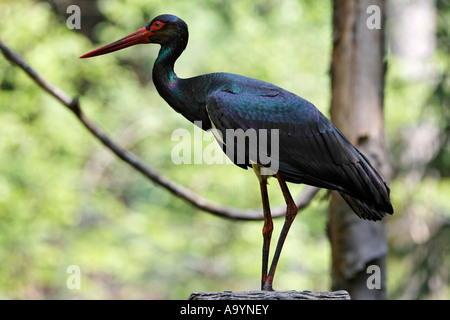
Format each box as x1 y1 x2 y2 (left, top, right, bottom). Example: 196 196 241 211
152 40 191 112
152 41 211 127
152 43 182 100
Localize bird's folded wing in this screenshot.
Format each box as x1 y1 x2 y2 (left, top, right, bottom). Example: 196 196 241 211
206 90 392 213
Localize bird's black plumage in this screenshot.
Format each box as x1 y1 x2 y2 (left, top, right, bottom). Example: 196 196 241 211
205 74 393 221
146 14 393 221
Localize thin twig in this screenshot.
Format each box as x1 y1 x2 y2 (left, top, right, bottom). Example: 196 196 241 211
0 39 320 221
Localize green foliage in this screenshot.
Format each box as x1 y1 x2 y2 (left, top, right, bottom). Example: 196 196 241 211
384 0 450 299
0 0 448 299
0 0 332 299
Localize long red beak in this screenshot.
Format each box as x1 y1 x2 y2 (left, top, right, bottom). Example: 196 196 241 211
79 27 152 58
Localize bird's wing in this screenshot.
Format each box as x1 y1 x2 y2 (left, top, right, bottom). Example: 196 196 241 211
206 89 393 220
206 89 352 189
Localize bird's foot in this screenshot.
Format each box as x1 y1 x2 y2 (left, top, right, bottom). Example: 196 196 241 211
261 278 275 291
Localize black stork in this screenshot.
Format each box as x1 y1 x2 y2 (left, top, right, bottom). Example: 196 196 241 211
80 14 393 291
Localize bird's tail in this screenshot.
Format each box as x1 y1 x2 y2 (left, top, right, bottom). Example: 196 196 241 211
339 191 393 221
338 151 394 221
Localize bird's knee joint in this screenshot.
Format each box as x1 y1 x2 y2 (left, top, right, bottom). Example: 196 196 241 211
286 203 298 219
263 224 273 235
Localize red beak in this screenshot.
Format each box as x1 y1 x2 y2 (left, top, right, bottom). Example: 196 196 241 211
79 27 152 58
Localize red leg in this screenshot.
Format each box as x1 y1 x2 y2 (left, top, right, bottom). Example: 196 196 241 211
258 175 273 290
262 173 298 291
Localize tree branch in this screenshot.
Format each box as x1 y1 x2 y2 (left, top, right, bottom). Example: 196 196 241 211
0 39 320 221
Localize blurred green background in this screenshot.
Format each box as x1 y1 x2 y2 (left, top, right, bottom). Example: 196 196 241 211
0 0 448 299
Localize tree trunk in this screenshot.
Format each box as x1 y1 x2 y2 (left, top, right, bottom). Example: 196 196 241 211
329 0 393 299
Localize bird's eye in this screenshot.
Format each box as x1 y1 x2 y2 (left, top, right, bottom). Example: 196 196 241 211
151 21 165 31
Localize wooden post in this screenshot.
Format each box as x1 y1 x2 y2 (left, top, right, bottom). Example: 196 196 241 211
189 290 350 300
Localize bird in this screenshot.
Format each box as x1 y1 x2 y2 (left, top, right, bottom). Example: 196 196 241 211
80 14 393 291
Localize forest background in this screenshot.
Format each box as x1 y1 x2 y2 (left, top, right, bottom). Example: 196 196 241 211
0 0 448 299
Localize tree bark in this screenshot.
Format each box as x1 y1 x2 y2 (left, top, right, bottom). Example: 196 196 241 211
189 290 350 300
329 0 392 299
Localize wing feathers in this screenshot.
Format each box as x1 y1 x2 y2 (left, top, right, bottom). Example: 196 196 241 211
206 89 393 220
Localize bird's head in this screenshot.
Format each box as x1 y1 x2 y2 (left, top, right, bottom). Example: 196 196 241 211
80 14 187 58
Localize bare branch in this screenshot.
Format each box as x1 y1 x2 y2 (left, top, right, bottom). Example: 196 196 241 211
0 39 320 221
